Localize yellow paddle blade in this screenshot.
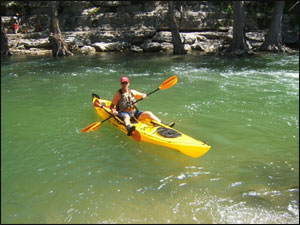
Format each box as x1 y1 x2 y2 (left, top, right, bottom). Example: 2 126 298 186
159 75 177 90
81 122 102 133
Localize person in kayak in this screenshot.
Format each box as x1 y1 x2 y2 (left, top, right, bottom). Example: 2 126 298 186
110 76 175 136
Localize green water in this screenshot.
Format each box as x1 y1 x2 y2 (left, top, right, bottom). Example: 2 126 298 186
1 52 299 224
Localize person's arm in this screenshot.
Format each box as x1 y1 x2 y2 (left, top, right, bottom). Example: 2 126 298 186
110 92 120 116
131 90 147 100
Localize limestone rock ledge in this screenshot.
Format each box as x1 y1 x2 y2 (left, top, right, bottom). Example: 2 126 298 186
6 29 271 56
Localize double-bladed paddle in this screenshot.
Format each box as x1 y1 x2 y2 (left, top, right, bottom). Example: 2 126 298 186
81 75 178 141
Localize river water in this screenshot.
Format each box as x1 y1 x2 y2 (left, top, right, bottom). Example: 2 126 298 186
1 52 299 223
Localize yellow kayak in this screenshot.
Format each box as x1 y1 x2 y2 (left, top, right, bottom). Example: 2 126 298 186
91 93 211 158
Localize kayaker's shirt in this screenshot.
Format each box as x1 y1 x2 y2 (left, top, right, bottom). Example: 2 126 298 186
116 89 137 111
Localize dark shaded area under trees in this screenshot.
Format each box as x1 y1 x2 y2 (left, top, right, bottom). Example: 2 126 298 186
1 1 298 57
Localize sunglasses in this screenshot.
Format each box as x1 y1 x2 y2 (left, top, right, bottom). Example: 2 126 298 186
122 82 128 84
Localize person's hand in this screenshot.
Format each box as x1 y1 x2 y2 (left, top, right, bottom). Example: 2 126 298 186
112 109 118 116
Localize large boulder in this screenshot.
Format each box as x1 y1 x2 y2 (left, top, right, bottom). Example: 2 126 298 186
140 41 162 52
79 45 96 55
92 41 131 51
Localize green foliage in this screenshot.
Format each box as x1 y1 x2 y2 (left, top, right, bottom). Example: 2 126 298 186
225 3 232 15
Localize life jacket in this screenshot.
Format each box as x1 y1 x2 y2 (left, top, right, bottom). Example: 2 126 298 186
116 89 136 111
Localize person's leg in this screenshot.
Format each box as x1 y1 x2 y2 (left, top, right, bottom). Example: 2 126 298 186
123 114 131 126
122 113 135 136
137 111 175 127
137 111 160 122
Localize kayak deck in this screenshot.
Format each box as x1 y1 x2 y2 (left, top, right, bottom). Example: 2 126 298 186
92 94 211 158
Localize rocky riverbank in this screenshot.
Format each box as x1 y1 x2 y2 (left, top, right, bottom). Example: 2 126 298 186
2 1 299 56
5 29 271 56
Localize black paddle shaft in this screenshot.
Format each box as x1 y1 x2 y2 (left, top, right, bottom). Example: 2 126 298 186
133 87 159 104
99 104 126 126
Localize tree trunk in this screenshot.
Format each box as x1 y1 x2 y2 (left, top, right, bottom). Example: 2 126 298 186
168 1 186 55
1 17 11 56
49 1 72 57
226 1 249 55
260 1 286 52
